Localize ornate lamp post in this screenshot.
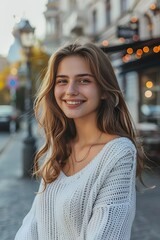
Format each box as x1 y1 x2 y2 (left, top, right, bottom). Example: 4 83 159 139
17 19 37 177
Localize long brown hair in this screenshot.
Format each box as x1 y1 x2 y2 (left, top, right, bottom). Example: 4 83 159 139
34 42 145 186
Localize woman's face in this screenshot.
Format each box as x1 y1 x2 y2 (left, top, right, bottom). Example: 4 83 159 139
54 55 102 121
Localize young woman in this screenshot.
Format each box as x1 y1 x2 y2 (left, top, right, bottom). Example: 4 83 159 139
15 42 144 240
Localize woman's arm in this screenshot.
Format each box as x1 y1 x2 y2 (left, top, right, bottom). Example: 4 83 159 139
86 146 136 240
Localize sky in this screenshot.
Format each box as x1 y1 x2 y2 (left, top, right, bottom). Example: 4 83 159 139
0 0 47 57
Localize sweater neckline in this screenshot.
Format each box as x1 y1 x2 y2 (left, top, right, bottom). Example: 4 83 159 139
60 137 127 179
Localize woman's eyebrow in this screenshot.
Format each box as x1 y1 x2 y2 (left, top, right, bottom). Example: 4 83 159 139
76 73 94 78
56 73 94 78
56 75 68 78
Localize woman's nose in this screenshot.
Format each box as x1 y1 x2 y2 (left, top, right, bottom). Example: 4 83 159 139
66 82 79 95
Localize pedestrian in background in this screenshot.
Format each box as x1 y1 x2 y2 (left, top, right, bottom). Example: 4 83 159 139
14 42 145 240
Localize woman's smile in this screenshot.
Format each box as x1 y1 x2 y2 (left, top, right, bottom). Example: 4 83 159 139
63 99 86 108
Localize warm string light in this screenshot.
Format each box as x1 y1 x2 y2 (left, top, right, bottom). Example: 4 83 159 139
122 43 160 63
143 46 150 53
132 35 139 41
153 46 160 53
149 2 160 15
130 16 138 23
102 40 109 46
150 3 157 11
119 37 126 43
135 54 141 59
146 81 153 88
136 49 143 56
145 90 152 98
127 48 133 54
122 54 131 62
101 38 159 64
144 80 154 98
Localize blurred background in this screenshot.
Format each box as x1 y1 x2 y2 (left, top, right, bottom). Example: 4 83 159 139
0 0 160 239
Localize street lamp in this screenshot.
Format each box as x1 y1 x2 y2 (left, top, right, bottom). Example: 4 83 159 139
17 19 37 177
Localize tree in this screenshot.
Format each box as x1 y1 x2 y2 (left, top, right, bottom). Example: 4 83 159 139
17 45 50 111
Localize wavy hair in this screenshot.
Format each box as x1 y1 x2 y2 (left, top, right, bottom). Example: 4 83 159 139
33 42 145 187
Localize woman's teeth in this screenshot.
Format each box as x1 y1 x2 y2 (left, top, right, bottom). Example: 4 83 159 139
66 101 81 105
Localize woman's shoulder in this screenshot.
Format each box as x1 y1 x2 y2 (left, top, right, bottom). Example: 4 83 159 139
101 137 136 165
92 137 137 183
103 136 136 152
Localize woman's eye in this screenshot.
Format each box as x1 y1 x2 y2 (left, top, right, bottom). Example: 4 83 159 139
79 79 90 84
56 79 67 85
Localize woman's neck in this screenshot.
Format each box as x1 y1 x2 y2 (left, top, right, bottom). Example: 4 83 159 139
73 117 101 146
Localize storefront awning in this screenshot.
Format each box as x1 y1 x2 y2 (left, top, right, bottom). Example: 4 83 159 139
101 37 160 74
101 37 160 54
119 51 160 74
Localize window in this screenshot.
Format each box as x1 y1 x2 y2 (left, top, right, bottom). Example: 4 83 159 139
120 0 128 14
93 9 97 34
106 0 111 26
140 70 160 124
69 0 76 10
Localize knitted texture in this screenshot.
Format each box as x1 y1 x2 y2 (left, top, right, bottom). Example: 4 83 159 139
15 137 136 240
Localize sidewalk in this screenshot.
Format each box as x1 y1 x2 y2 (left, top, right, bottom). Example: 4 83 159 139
0 133 12 154
0 128 160 239
0 129 40 240
131 170 160 240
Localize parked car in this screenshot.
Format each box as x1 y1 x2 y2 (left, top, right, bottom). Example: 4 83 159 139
0 105 21 132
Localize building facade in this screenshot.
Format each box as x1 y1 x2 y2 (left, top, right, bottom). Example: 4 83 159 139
43 0 61 54
43 0 160 126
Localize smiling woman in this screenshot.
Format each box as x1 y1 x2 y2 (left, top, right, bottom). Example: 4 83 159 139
14 42 145 240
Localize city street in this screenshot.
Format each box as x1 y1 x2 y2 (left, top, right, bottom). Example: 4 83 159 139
0 127 40 240
0 128 160 240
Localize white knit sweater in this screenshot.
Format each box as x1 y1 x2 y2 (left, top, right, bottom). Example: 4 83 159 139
15 137 137 240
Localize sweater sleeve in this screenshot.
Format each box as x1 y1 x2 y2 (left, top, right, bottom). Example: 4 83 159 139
86 146 136 240
14 194 38 240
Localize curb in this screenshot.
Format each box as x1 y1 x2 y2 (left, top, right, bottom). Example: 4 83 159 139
0 134 14 154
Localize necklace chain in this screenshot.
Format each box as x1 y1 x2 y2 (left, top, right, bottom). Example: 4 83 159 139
72 132 103 163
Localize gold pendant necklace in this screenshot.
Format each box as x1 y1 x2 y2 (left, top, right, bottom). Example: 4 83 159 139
72 132 103 163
